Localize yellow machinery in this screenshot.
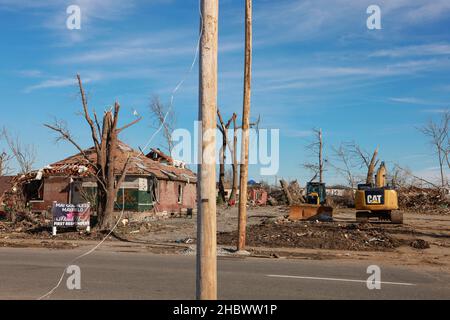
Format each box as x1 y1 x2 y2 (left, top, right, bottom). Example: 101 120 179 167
354 162 403 224
289 182 333 221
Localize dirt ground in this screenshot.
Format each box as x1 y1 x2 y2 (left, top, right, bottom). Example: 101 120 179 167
116 206 450 273
1 206 449 273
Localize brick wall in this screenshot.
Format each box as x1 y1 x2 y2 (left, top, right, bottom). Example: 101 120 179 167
31 176 70 212
157 180 196 213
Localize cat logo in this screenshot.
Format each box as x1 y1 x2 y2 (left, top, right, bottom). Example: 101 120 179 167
367 195 382 204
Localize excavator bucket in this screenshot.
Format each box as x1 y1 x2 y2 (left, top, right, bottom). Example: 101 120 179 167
288 204 333 221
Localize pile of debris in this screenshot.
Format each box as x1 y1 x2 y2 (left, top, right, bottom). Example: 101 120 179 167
398 187 450 215
217 219 402 251
268 180 305 206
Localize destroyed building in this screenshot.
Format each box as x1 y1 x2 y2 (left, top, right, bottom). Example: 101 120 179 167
15 142 197 215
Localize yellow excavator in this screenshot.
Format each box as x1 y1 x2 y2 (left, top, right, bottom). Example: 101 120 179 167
354 162 403 224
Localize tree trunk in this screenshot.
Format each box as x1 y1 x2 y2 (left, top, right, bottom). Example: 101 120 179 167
96 188 106 224
438 148 445 187
229 117 238 204
218 131 227 203
102 192 116 230
98 109 119 231
280 179 293 205
366 147 379 185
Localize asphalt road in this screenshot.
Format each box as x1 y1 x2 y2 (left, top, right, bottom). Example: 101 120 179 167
0 247 449 300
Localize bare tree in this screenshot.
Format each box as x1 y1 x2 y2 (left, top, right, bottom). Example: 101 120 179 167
45 75 142 230
1 127 36 175
303 128 325 183
419 111 449 187
392 163 440 189
330 143 356 189
347 142 379 185
217 109 235 203
0 150 13 176
149 96 175 155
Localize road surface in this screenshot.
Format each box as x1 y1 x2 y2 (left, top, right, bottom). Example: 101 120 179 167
0 247 449 299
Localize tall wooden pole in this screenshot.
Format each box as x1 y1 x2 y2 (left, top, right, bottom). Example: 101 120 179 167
237 0 252 252
197 0 218 300
319 129 323 183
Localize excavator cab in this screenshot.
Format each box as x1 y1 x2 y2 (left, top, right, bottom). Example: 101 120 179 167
305 182 327 205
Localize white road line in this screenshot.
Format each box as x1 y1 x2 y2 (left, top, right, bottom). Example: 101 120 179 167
267 274 415 286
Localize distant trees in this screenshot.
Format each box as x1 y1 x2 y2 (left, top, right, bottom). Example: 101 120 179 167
330 143 357 189
419 110 449 187
1 127 36 175
328 142 379 188
303 128 325 183
149 96 175 155
0 151 12 176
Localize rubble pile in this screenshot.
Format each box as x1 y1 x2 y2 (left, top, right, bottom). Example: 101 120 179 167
218 219 402 251
398 187 450 215
0 213 43 233
268 180 304 205
0 221 11 232
410 239 430 249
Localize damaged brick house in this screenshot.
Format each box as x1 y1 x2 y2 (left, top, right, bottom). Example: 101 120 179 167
15 142 197 215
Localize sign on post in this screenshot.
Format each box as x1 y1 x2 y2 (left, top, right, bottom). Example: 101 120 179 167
52 202 91 235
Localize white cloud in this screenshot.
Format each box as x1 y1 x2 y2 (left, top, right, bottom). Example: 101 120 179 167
371 43 450 58
249 0 450 47
57 30 198 64
389 97 448 107
422 108 450 114
24 77 78 93
252 57 450 93
389 97 430 105
18 70 43 78
283 129 314 138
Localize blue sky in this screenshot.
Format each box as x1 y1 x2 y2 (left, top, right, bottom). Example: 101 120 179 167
0 0 449 185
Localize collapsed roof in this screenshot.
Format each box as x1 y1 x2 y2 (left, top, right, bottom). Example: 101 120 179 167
22 142 197 184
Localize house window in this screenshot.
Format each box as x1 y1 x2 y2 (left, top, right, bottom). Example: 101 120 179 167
177 184 183 204
26 180 44 201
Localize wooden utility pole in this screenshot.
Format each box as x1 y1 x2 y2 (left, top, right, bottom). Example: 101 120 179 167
319 129 323 183
237 0 252 252
197 0 218 300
